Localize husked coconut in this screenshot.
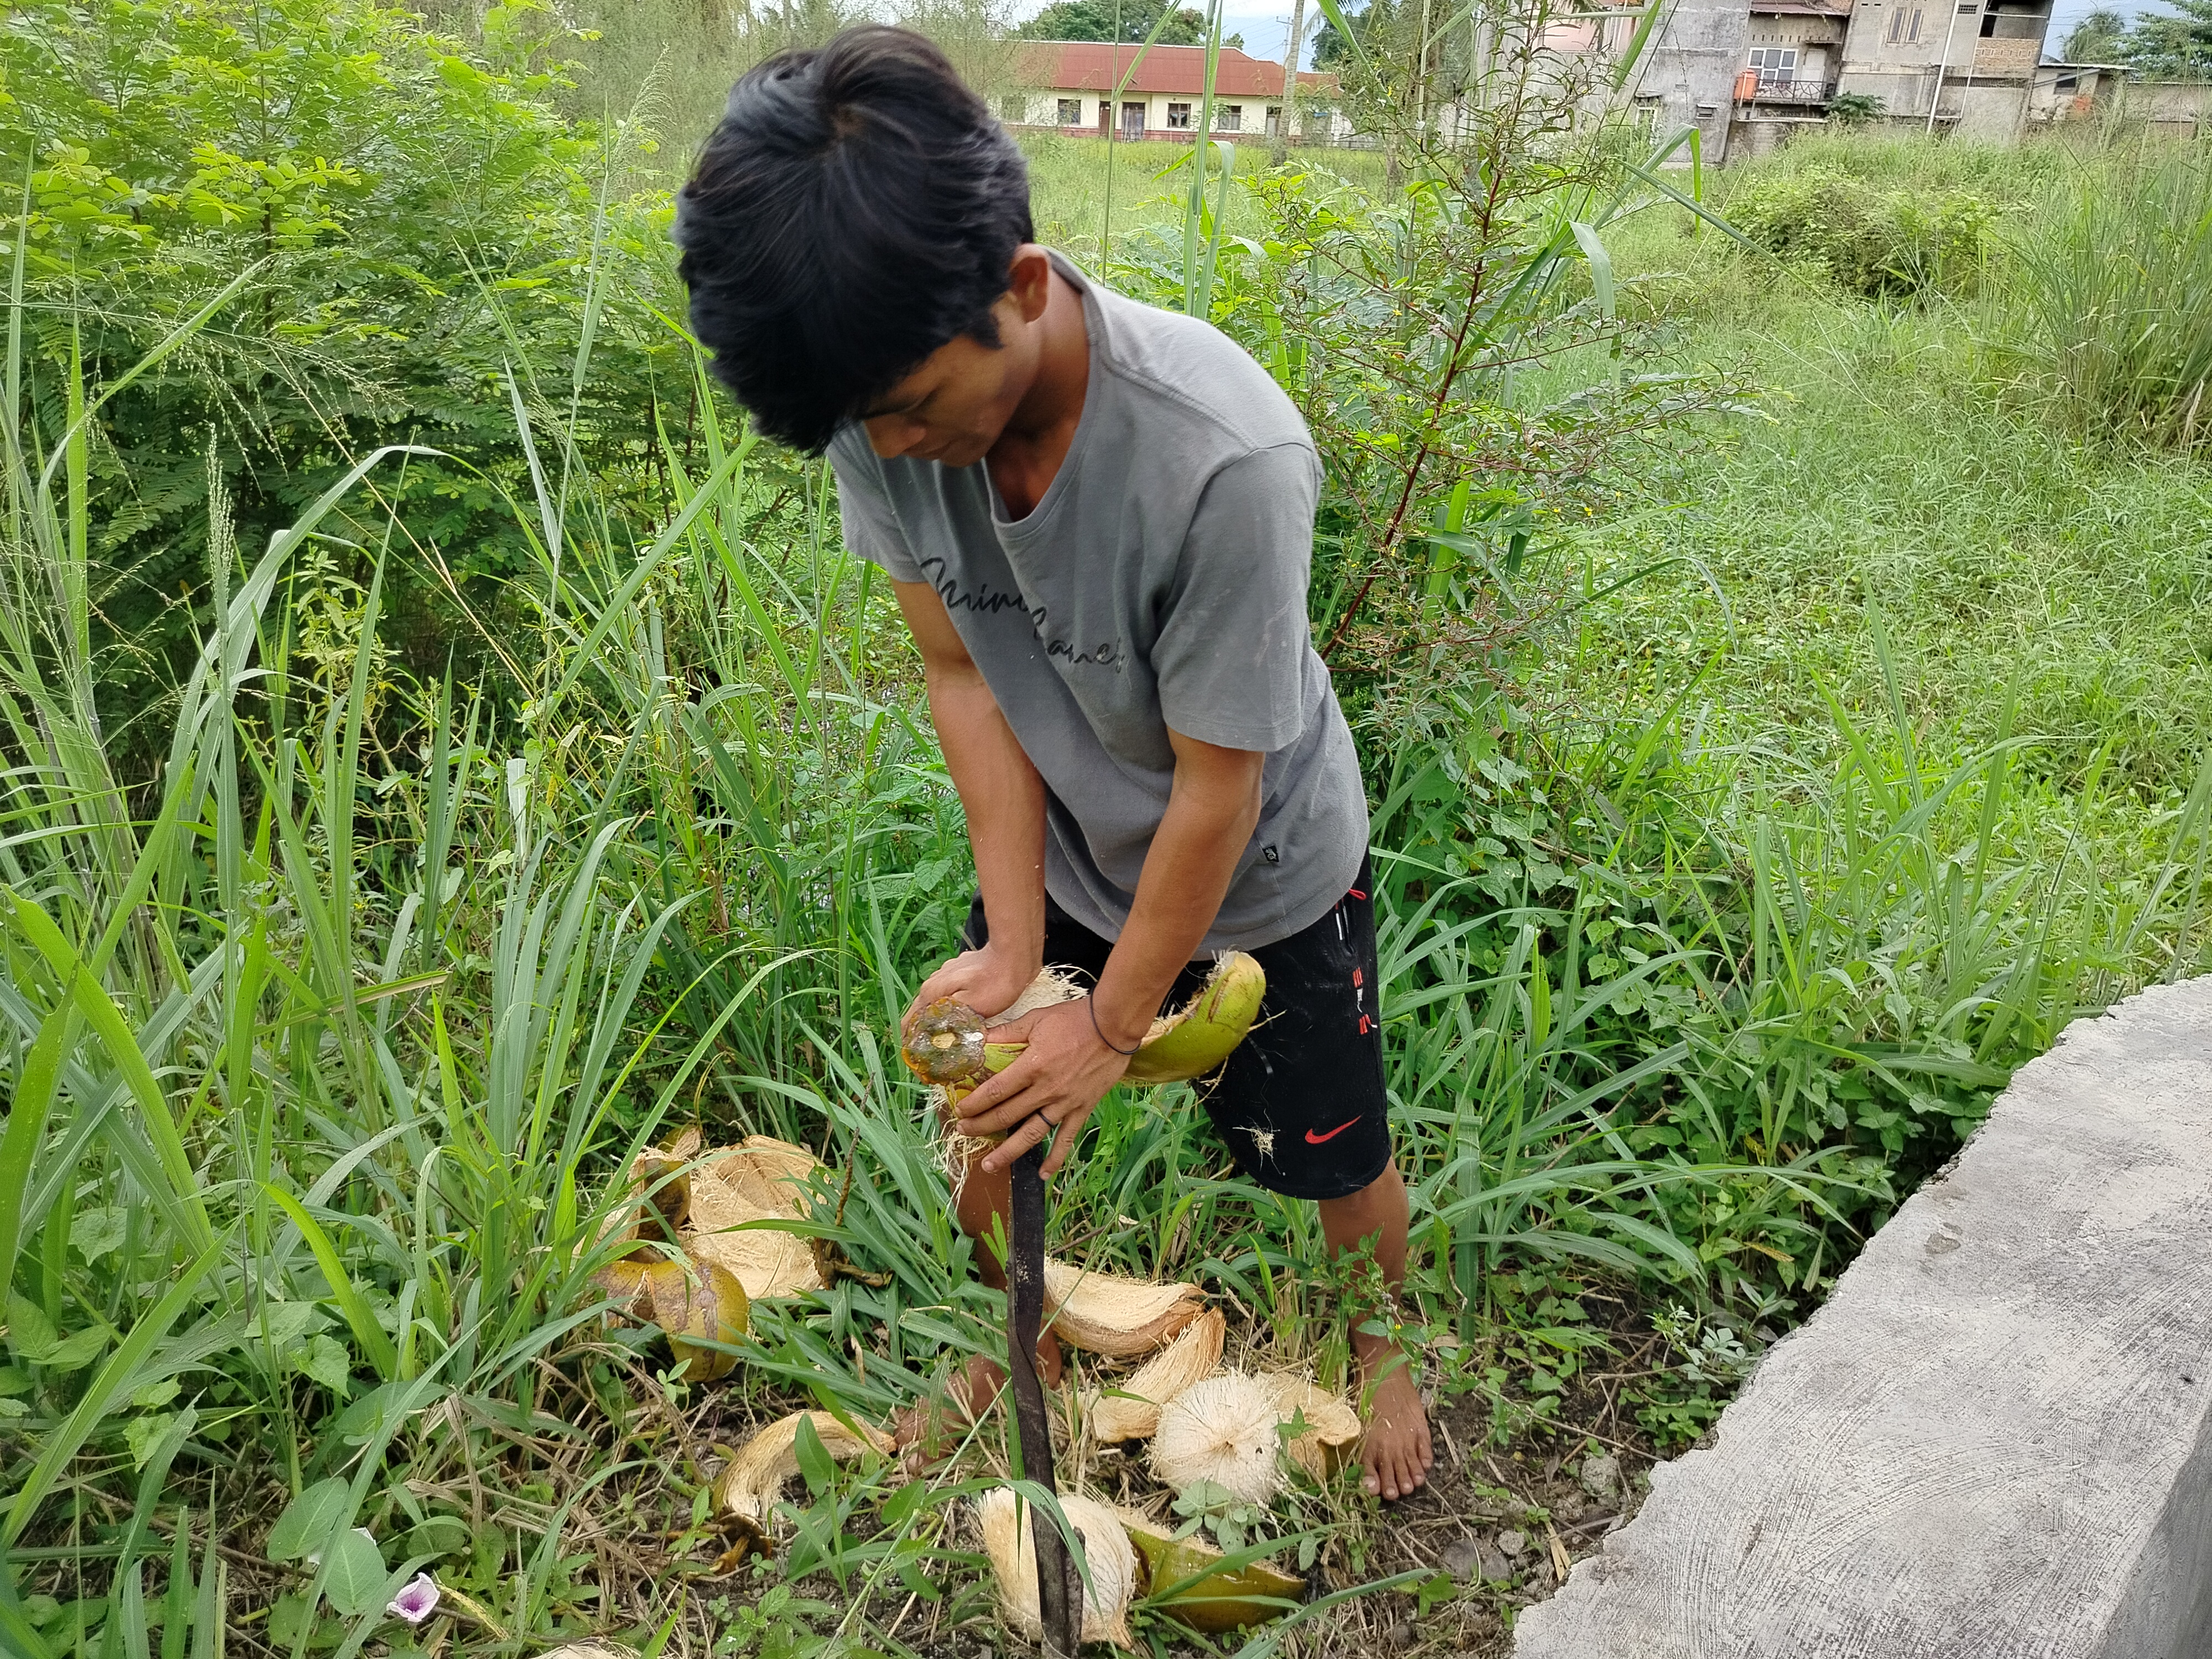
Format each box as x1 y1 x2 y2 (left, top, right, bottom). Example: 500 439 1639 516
1042 1259 1204 1357
1151 1373 1284 1505
714 1411 896 1551
975 1487 1138 1650
1089 1308 1225 1443
1259 1374 1363 1478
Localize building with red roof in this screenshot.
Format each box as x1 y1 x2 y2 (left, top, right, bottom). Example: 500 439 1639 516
998 41 1353 144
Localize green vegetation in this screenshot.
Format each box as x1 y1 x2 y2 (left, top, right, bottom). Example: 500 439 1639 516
1017 0 1213 45
2053 0 2210 74
2111 0 2212 78
1 1 2207 1652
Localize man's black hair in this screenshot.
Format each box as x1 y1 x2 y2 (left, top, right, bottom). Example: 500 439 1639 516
674 27 1034 453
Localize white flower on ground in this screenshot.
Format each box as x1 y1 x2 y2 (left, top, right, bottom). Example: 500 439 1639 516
387 1572 440 1624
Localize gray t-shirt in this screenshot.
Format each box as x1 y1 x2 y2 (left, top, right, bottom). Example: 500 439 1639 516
828 252 1366 952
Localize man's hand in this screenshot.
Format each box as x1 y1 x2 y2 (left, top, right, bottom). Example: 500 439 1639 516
953 998 1135 1177
907 938 1041 1027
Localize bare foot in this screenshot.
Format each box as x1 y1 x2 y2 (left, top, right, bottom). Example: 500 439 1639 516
1356 1341 1433 1501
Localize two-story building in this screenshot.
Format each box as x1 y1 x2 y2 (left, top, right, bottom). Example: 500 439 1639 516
1834 0 2056 135
1610 0 1851 160
1603 0 2059 159
997 42 1350 144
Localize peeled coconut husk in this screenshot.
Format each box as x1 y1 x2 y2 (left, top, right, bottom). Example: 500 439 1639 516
588 1244 663 1316
634 1257 749 1383
714 1410 896 1553
701 1135 821 1219
1089 1307 1225 1443
977 1487 1138 1650
630 1154 691 1239
684 1140 827 1301
1259 1374 1363 1478
1151 1373 1285 1505
1113 1510 1306 1634
1042 1259 1204 1358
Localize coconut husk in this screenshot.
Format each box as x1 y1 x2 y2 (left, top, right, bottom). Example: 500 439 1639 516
1150 1372 1284 1505
1113 1510 1306 1633
587 1248 664 1319
1088 1308 1225 1443
977 1488 1138 1650
634 1258 749 1383
1259 1374 1363 1478
713 1410 897 1555
684 1142 827 1301
1042 1259 1204 1358
700 1135 821 1219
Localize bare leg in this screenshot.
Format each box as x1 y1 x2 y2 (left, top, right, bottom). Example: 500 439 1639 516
894 1124 1063 1452
1317 1161 1434 1500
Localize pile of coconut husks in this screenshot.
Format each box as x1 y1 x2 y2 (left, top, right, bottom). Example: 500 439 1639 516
587 1129 1365 1642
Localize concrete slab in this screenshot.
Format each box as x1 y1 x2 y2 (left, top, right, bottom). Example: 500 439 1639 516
1514 976 2212 1659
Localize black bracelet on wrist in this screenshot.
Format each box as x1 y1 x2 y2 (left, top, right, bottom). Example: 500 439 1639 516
1086 993 1143 1056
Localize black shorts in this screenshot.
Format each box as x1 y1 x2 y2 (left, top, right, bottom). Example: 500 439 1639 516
960 855 1391 1202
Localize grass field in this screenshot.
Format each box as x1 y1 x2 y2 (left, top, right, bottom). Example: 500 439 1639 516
3 4 2208 1649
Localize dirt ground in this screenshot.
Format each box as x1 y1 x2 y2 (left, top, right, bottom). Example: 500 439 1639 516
660 1295 1679 1659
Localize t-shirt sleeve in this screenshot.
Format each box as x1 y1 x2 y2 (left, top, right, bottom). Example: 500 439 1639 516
827 429 927 583
1152 442 1321 754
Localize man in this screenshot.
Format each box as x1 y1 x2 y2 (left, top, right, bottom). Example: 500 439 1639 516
675 25 1432 1500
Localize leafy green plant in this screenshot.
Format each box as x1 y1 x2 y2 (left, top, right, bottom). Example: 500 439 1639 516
1724 167 1997 297
1 0 679 749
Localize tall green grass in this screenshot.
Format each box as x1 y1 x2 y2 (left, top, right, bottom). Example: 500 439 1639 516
1983 143 2212 450
4 131 2210 1657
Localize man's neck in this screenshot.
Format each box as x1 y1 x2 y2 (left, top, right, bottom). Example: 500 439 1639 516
987 267 1091 522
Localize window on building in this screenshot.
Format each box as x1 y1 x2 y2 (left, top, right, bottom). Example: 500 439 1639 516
1887 5 1905 39
1215 103 1243 130
1980 12 1997 31
1265 105 1282 135
1747 45 1798 84
1000 95 1025 123
1167 101 1193 128
1908 7 1924 40
2055 73 2078 89
1058 97 1082 125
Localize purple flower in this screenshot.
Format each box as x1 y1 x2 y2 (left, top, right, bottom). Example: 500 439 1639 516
387 1573 440 1625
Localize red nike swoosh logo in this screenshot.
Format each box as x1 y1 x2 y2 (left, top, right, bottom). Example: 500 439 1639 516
1305 1118 1361 1145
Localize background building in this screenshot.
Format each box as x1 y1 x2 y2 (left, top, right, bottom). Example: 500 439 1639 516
998 42 1350 144
1834 0 2057 134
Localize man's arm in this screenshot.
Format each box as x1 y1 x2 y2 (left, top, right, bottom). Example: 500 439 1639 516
896 580 1050 1020
957 727 1265 1177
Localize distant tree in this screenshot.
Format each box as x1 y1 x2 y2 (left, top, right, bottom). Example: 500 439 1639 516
1829 90 1886 123
1311 0 1370 65
2058 7 2127 59
1016 0 1207 44
2121 0 2212 75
